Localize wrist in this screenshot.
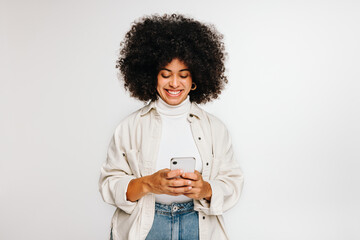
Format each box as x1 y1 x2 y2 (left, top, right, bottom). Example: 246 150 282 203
205 181 212 201
141 175 152 194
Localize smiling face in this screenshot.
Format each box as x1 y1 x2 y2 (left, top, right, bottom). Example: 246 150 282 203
156 59 192 105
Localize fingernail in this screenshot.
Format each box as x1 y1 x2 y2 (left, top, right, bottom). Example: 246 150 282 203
187 181 191 185
188 187 192 190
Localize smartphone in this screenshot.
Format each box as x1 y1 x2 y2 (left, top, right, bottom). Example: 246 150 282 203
170 157 196 173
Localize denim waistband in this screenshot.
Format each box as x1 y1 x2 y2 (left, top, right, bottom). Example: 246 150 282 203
155 201 194 215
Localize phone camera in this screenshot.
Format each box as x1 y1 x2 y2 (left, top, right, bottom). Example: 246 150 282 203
173 161 177 165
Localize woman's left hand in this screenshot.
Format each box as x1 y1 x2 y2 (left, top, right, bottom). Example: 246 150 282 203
181 170 212 201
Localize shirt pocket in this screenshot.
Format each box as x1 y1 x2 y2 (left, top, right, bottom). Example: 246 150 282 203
126 149 141 178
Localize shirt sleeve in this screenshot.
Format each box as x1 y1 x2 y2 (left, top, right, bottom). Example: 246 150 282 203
196 118 244 216
98 124 138 215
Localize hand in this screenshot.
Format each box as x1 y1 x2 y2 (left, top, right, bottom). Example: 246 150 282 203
182 170 212 200
145 168 193 196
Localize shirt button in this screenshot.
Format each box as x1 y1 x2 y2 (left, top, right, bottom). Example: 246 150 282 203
122 153 125 157
173 206 178 212
206 162 209 166
189 114 193 117
198 137 201 140
203 216 206 220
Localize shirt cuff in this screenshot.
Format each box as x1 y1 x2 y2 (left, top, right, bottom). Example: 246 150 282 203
115 175 137 214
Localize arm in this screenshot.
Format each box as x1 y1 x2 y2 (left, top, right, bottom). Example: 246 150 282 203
99 123 196 211
98 126 138 214
126 176 148 202
195 117 244 216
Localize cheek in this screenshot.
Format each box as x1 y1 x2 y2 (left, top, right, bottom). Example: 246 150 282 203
185 79 193 90
156 78 163 90
157 75 169 85
156 85 163 96
156 80 161 95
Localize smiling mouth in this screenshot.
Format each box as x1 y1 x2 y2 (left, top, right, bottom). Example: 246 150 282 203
165 89 183 96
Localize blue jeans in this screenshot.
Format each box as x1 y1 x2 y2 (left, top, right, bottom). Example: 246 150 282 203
146 201 199 240
110 201 199 240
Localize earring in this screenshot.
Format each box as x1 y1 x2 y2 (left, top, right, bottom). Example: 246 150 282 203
191 82 197 90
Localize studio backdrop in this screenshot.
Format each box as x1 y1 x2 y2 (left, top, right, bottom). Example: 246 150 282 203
1 0 359 239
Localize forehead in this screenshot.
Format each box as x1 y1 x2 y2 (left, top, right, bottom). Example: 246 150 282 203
161 58 189 71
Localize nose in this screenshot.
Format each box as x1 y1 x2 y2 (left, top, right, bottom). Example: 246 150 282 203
169 76 180 88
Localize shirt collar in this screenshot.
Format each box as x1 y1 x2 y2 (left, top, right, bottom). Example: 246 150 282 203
140 100 203 120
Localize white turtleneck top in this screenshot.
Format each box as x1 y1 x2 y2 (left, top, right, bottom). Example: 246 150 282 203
154 96 203 204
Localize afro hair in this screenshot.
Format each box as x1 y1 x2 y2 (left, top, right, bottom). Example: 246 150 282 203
116 13 228 104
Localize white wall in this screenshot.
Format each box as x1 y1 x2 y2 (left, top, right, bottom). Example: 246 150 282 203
1 0 359 239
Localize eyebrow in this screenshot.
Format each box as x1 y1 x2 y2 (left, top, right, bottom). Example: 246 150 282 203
161 68 190 72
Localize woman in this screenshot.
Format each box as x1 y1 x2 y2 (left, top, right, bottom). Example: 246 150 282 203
99 14 243 240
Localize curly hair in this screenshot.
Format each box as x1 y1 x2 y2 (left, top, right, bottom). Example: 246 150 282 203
116 14 227 104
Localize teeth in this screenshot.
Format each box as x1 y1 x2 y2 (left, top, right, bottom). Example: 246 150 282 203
168 90 181 95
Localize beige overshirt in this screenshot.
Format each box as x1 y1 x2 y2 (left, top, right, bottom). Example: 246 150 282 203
99 101 244 240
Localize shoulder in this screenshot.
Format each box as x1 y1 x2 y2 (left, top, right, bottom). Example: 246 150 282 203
192 103 228 132
113 102 154 134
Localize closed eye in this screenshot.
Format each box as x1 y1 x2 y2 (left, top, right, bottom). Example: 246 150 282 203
161 74 171 78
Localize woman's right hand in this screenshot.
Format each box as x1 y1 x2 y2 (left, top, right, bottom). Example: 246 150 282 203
144 168 193 196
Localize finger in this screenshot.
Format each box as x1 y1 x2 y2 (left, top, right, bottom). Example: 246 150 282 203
160 169 171 178
167 186 192 194
194 170 202 177
166 169 184 179
183 188 200 196
168 179 192 187
183 193 194 198
183 192 198 199
169 193 182 196
181 172 199 180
